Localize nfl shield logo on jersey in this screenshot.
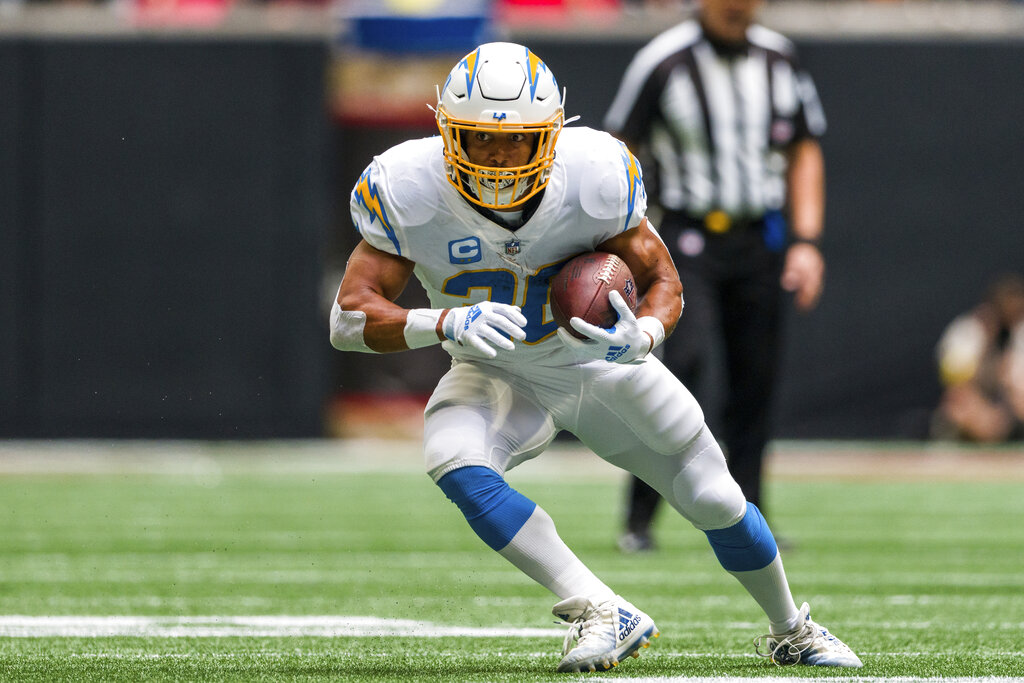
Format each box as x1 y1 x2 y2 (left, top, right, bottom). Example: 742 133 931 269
504 239 521 256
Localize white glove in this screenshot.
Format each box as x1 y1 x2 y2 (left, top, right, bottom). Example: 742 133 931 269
443 301 528 358
556 290 665 364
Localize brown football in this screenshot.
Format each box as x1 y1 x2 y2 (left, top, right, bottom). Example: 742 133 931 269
550 252 637 339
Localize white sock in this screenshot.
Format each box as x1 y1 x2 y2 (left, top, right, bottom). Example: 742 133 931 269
498 505 615 604
728 552 800 633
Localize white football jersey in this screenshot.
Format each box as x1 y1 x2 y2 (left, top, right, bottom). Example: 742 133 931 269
350 126 648 364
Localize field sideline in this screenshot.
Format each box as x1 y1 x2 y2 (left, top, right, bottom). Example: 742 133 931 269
1 438 1022 681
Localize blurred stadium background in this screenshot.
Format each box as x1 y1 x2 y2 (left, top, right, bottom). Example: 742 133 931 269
2 0 1023 442
2 2 1023 679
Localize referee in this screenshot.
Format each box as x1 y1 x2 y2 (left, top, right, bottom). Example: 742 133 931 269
604 0 827 552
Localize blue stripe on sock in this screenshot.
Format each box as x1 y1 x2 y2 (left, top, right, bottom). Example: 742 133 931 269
436 466 537 551
704 502 778 572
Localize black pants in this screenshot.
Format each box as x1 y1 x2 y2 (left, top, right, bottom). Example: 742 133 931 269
625 214 786 535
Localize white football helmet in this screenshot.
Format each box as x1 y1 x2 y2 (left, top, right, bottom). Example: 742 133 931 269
435 42 565 211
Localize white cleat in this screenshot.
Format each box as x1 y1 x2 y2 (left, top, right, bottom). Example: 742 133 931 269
552 595 658 673
754 602 863 668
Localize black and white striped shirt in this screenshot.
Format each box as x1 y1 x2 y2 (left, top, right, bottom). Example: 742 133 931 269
604 20 826 220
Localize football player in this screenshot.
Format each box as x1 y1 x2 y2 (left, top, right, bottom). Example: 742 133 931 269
330 42 861 672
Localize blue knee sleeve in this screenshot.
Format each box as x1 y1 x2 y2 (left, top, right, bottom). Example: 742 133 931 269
704 502 778 572
436 466 537 551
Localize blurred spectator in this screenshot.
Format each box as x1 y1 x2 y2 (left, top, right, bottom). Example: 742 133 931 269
933 273 1024 442
495 0 622 24
134 0 233 26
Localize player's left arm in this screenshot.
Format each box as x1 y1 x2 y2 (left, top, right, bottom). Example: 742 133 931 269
783 137 826 311
597 216 684 339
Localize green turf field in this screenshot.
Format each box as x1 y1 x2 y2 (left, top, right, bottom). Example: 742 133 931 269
1 440 1022 681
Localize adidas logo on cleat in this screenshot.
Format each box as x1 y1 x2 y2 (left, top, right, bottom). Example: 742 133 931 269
552 596 658 673
618 608 642 640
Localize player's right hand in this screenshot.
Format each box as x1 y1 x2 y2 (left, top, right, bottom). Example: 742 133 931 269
442 301 527 358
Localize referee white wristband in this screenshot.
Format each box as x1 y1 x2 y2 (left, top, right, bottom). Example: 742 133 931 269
637 316 666 355
404 308 444 349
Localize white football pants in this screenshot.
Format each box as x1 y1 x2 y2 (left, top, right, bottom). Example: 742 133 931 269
423 354 746 531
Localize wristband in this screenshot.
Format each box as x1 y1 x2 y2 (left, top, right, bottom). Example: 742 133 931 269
404 308 444 349
790 235 822 247
637 316 666 355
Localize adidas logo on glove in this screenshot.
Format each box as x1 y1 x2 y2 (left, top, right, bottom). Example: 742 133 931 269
605 344 631 363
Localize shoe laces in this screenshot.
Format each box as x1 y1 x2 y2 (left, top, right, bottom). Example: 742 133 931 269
753 603 819 666
556 603 611 657
754 621 818 665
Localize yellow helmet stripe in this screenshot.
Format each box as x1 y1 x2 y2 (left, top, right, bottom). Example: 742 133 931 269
462 47 481 101
525 47 544 102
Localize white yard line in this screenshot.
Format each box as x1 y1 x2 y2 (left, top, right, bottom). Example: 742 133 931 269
612 679 1024 683
38 653 1024 683
0 615 563 638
